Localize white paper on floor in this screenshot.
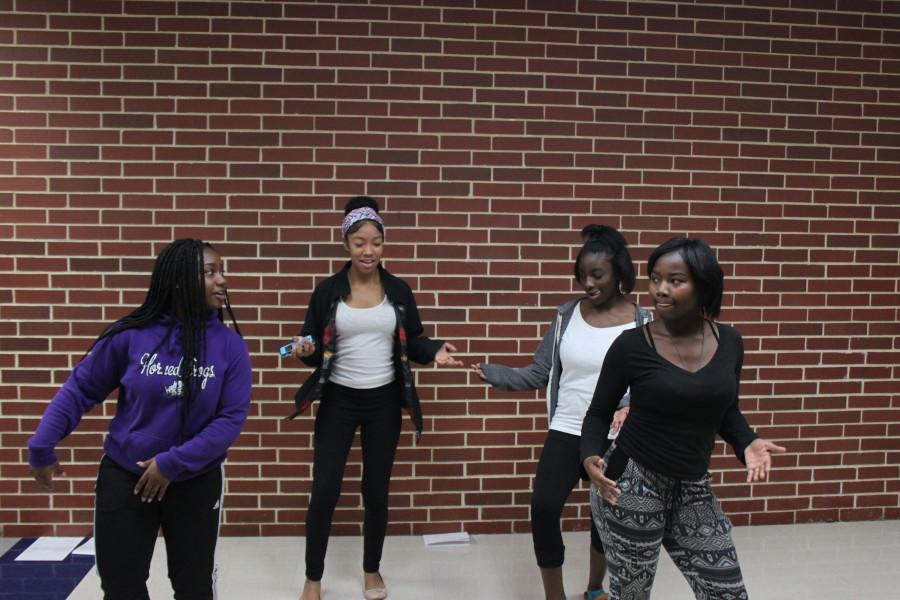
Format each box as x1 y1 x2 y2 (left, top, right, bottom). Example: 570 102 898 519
14 537 85 561
423 531 470 546
72 537 95 556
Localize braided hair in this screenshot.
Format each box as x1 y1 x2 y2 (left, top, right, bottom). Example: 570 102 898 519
92 239 241 432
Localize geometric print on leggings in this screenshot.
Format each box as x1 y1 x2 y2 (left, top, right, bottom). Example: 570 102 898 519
591 455 749 600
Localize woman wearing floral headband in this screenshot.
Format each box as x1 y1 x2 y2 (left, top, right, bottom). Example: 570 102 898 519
289 196 463 600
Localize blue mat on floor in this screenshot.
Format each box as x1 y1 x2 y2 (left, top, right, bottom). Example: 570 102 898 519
0 538 95 600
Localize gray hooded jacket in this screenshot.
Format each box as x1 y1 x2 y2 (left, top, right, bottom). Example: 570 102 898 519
480 299 652 422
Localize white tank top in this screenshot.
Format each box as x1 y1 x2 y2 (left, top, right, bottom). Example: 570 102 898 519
329 297 397 389
550 303 635 436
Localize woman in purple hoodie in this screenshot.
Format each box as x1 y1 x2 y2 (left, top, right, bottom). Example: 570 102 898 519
27 239 252 600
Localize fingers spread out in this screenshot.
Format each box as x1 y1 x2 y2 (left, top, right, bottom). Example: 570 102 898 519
437 353 464 368
594 477 621 506
747 457 771 483
133 459 169 502
134 475 167 502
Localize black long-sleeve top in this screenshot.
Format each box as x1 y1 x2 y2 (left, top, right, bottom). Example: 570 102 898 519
580 323 758 480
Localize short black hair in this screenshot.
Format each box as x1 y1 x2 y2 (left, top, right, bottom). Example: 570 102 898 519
647 237 724 319
574 224 637 294
343 195 383 237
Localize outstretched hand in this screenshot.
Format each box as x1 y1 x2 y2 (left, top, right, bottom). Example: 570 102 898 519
434 342 464 368
743 438 786 483
31 462 65 492
470 363 487 381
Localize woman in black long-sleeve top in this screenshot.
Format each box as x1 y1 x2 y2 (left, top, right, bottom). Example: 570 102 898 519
581 237 785 600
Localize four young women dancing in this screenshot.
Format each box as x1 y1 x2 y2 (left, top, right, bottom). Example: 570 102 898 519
27 199 783 600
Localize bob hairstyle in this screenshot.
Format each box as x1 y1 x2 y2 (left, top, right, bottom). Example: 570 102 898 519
647 236 724 319
574 224 637 295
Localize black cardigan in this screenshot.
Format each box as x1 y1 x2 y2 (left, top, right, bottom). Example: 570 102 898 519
291 262 444 437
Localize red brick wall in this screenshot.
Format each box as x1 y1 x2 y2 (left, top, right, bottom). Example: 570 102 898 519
1 1 898 537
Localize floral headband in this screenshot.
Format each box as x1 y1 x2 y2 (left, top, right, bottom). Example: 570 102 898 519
340 207 384 239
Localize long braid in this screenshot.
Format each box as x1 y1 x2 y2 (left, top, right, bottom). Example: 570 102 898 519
202 242 242 337
175 241 206 433
222 291 241 337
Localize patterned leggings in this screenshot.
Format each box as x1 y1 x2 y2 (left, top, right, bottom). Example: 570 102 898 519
591 447 749 600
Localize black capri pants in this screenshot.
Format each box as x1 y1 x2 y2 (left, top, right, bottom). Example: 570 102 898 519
531 428 604 568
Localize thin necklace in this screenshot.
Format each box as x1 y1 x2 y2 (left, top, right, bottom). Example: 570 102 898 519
671 320 706 371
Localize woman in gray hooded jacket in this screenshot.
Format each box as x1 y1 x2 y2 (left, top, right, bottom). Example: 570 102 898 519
472 225 650 600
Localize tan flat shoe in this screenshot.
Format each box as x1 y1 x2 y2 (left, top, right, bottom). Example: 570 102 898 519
363 587 387 600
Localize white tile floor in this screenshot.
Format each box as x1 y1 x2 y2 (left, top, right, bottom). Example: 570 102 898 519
5 520 898 599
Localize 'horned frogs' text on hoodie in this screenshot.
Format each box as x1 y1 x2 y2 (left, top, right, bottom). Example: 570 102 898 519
27 312 252 482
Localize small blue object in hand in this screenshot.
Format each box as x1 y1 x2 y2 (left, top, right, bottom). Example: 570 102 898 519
279 336 313 358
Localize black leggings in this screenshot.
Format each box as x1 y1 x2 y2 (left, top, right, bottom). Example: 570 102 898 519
94 455 223 600
531 429 603 569
305 381 402 581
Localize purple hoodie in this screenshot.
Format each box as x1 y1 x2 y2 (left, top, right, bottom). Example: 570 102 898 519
27 312 252 482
